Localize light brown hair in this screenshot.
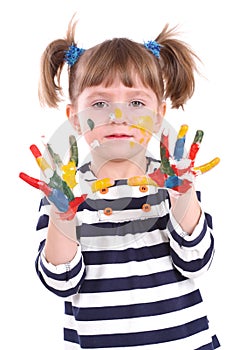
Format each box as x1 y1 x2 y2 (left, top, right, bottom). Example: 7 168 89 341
39 16 200 109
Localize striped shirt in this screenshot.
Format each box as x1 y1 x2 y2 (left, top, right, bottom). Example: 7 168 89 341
35 157 220 349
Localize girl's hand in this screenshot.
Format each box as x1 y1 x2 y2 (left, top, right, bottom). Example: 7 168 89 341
19 135 86 220
148 125 220 194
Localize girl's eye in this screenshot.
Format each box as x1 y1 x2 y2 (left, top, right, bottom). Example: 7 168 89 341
129 100 145 108
92 101 108 108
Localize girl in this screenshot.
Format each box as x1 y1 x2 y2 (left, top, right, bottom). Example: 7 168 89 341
32 17 220 349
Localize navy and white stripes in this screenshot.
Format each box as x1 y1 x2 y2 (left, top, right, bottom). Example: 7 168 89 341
35 158 220 349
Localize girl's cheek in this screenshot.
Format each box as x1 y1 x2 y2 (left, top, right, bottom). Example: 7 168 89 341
83 129 102 147
130 125 152 146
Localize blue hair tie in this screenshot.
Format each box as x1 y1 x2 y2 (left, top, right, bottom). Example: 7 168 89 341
64 44 85 67
144 40 161 58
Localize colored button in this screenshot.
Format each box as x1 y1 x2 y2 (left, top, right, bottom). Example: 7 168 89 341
139 185 148 193
104 207 113 216
142 203 151 212
100 187 109 194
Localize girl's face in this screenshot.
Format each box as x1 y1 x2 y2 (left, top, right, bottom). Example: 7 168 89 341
67 77 166 162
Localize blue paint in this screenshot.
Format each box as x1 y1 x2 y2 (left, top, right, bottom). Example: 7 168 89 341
165 176 182 189
49 189 69 212
174 137 185 161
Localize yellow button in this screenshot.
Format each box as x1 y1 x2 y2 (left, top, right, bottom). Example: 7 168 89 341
104 207 113 216
142 203 151 212
139 185 148 193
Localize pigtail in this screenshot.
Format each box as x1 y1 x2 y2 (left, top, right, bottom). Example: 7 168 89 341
156 24 200 109
39 16 77 108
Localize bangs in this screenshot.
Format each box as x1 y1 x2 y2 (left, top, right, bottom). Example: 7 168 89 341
69 38 164 102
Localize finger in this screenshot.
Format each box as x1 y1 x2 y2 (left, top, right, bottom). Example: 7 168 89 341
193 157 220 175
19 172 47 191
188 130 204 162
30 144 54 178
62 161 78 189
60 135 79 189
160 129 175 176
19 172 52 197
69 135 79 166
173 124 188 161
46 143 63 168
19 172 69 212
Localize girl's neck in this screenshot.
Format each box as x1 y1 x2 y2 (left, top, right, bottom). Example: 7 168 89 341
90 157 147 180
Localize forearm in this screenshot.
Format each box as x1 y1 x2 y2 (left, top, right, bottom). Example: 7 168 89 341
169 187 201 235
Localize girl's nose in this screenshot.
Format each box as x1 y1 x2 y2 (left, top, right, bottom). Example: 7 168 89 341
109 107 127 124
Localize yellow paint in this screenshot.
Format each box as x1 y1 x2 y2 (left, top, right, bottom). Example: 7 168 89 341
137 115 154 132
127 175 158 186
91 177 114 192
193 157 220 174
178 124 188 139
114 108 122 119
62 161 77 188
130 141 135 147
36 157 51 171
139 138 145 144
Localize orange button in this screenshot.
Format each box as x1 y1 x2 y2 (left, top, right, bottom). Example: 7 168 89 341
142 203 151 212
100 188 109 194
139 185 148 193
104 207 113 216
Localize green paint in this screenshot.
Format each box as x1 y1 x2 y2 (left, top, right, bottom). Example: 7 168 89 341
87 118 95 131
160 146 175 176
69 135 79 166
47 143 63 167
193 130 204 144
49 171 74 201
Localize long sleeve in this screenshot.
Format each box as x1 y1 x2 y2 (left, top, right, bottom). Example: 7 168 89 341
32 162 220 349
35 243 86 297
167 209 214 278
35 197 86 297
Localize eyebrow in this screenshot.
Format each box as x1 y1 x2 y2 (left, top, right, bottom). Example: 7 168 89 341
85 89 153 101
85 92 113 101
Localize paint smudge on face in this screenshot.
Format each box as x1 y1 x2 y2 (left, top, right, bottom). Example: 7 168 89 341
87 118 95 131
90 139 100 149
130 141 135 147
139 138 145 144
114 108 123 119
137 115 154 132
109 108 123 122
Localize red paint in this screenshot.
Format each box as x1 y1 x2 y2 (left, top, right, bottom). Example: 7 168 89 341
161 133 169 158
148 168 167 187
172 179 192 193
189 143 200 161
58 194 87 220
30 144 42 159
19 172 51 196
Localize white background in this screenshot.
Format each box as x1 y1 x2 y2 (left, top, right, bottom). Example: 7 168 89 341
1 0 232 349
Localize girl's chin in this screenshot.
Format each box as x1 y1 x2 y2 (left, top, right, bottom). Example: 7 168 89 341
90 139 147 161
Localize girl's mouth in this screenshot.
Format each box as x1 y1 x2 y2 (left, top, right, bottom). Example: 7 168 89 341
105 134 133 139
